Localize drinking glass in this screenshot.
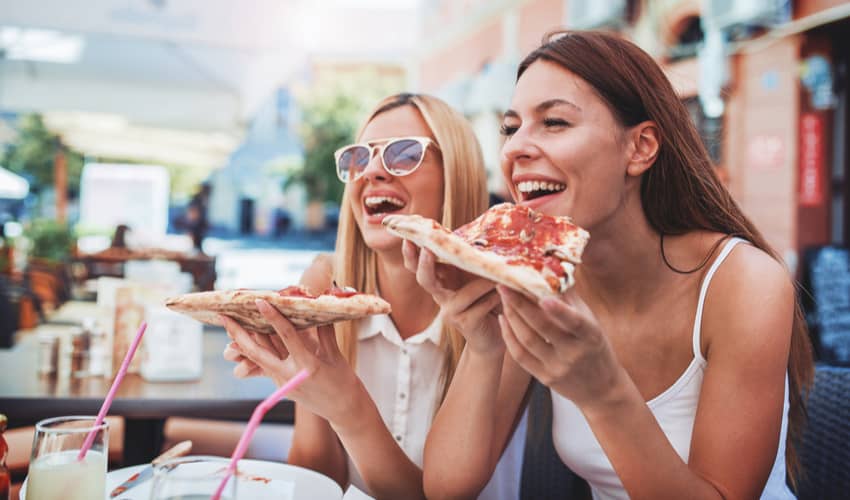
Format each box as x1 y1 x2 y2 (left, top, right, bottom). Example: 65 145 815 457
149 455 237 500
26 416 108 500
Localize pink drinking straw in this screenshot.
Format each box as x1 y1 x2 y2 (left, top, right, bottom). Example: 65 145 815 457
211 369 310 500
78 322 148 461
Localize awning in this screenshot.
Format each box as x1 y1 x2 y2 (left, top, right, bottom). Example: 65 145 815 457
0 167 29 199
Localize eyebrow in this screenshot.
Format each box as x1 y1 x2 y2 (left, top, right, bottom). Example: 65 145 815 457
503 98 583 119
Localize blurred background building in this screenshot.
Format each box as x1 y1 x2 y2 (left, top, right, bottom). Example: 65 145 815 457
0 0 848 273
414 0 850 274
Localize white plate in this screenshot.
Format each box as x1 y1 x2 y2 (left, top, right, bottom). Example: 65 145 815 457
21 458 344 500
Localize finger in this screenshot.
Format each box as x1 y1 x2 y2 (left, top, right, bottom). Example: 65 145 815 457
219 314 281 369
499 289 555 361
269 333 290 359
443 279 498 316
415 248 446 295
539 295 587 337
402 240 421 273
233 359 263 378
316 324 341 358
256 300 314 367
500 314 545 377
255 299 299 338
252 331 284 360
498 286 567 337
223 342 243 362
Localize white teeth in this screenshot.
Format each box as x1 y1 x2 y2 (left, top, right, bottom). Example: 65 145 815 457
364 196 405 208
516 181 566 193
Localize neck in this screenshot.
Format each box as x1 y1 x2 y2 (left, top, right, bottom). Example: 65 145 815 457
574 205 668 314
375 247 439 339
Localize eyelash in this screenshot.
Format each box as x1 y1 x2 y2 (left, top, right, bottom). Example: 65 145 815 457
499 124 517 136
543 118 570 128
499 118 570 137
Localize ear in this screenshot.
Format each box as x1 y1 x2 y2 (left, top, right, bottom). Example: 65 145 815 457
625 121 660 177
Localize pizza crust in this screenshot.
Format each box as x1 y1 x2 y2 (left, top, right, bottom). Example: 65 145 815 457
383 213 578 300
165 289 391 334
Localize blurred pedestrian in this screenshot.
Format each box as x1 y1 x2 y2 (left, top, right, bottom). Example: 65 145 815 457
185 183 211 252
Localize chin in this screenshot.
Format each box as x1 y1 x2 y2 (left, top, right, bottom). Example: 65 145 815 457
361 230 402 253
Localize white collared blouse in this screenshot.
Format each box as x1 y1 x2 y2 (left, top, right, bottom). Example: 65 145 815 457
348 313 526 500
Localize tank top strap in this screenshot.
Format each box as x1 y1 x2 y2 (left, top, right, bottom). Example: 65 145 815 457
691 237 746 360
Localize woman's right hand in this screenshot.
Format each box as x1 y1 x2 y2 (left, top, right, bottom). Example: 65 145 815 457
402 240 503 355
221 319 305 387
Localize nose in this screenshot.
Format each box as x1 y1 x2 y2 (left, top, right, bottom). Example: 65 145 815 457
500 127 537 166
361 146 390 182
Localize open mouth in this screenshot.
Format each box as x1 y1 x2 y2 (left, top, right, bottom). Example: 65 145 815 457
364 195 406 216
516 181 566 202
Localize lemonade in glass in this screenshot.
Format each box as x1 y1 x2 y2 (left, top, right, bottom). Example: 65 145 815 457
26 416 108 500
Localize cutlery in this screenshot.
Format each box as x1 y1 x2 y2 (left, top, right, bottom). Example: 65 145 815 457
109 440 192 498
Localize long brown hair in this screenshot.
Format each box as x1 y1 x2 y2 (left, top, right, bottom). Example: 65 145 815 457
334 93 489 403
518 30 813 484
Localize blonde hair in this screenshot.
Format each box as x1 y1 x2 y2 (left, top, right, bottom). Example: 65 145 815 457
333 93 488 402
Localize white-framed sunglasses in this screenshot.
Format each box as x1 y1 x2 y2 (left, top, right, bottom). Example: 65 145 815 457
334 136 440 183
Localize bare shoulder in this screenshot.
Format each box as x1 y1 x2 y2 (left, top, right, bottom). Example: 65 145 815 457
701 237 794 359
300 252 336 294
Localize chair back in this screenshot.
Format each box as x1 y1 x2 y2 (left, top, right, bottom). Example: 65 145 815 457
520 381 589 500
796 364 850 499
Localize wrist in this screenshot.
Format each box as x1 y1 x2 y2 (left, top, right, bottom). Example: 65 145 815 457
577 366 638 424
328 378 374 436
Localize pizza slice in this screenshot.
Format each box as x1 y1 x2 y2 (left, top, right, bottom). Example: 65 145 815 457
383 203 590 299
165 285 391 334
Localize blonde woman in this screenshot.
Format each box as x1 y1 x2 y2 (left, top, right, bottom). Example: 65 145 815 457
222 93 526 499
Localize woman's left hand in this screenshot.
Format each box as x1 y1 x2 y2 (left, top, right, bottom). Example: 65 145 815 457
222 299 367 427
497 286 625 411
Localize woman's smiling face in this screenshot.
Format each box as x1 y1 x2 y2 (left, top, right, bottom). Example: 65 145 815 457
500 60 634 230
347 105 445 252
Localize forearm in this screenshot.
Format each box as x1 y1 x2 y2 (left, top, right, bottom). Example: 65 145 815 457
332 381 425 500
287 405 348 488
423 349 524 498
582 369 725 500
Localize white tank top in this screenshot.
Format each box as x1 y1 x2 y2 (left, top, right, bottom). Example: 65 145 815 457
551 238 794 499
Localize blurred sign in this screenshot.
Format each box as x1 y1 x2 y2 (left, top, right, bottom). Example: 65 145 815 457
801 55 836 110
747 134 784 170
799 113 824 207
79 163 170 236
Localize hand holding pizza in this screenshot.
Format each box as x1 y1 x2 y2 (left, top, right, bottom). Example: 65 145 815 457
223 329 290 381
402 240 504 356
497 286 627 411
222 300 368 426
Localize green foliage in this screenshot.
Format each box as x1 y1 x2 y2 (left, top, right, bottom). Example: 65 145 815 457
288 68 405 203
25 219 76 263
0 114 84 196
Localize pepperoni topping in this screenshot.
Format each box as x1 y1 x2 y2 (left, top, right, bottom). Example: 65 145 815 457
277 284 361 298
454 203 586 280
277 285 317 298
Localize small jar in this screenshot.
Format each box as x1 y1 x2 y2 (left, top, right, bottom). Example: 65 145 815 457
82 317 108 377
69 327 92 378
36 333 60 376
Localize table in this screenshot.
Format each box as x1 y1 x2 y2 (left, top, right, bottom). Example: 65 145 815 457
0 328 293 465
75 249 217 291
21 459 345 499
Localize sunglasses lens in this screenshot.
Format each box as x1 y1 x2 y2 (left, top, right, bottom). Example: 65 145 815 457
383 139 425 175
337 146 371 181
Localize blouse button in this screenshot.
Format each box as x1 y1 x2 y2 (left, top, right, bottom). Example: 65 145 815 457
395 435 402 442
